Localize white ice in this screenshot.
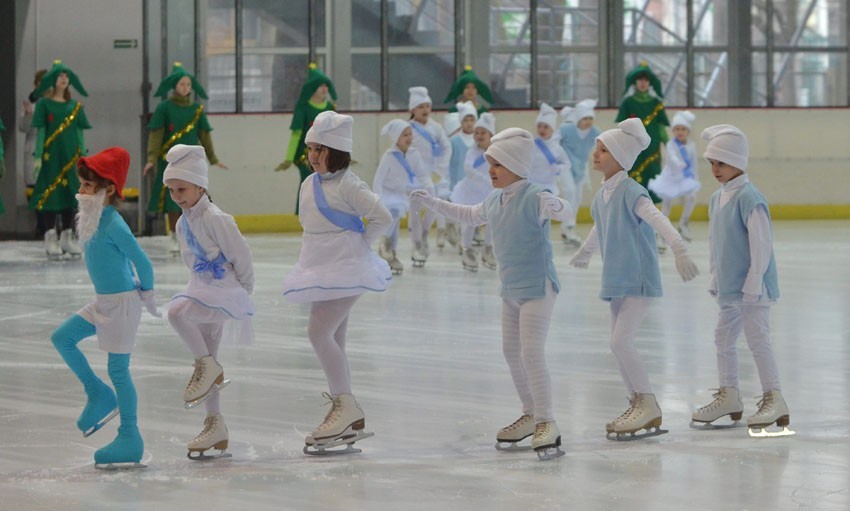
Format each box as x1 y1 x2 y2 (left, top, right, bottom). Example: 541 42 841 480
1 221 848 511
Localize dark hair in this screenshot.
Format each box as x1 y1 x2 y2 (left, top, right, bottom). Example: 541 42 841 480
77 164 120 205
323 146 352 173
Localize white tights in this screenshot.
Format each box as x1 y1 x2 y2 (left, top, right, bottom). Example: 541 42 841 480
460 224 492 250
501 282 557 423
609 297 652 394
308 295 360 395
715 303 780 392
661 193 697 225
168 300 226 414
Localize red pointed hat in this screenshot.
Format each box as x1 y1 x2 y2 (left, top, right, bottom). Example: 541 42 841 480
77 147 130 198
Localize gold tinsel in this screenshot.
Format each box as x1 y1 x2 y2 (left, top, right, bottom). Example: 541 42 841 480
159 105 205 160
36 147 81 211
42 102 82 162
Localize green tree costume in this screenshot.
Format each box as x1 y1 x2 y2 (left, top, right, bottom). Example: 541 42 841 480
615 62 670 204
29 61 91 213
0 118 6 215
444 66 492 115
284 64 336 214
146 63 218 214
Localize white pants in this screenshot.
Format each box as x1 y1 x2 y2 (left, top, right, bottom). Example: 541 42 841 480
409 203 434 246
559 173 579 230
714 303 780 392
308 295 360 395
168 300 227 414
609 297 652 394
385 209 402 250
502 281 557 423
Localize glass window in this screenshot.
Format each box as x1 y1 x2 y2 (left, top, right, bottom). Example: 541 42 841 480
771 0 847 47
624 0 688 46
751 51 770 106
773 51 848 106
692 0 728 46
491 1 531 108
201 0 237 113
351 54 382 111
537 53 599 107
693 51 729 106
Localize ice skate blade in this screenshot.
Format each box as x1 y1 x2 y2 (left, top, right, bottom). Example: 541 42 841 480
391 269 403 275
95 462 147 471
689 420 745 430
188 450 233 461
462 265 478 273
304 431 374 456
482 263 496 271
748 426 796 438
535 446 565 461
82 408 119 438
411 259 426 268
184 379 231 410
606 427 668 441
495 441 532 452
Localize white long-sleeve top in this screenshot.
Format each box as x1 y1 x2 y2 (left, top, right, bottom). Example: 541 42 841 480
529 136 571 193
373 145 433 214
578 171 688 257
410 118 452 182
708 173 773 296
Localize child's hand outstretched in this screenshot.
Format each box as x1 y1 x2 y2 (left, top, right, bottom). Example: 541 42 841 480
139 289 163 318
569 249 592 269
674 253 699 282
408 189 433 205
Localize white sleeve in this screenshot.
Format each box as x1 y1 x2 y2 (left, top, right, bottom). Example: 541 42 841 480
634 196 688 256
420 195 488 226
434 125 452 178
576 225 600 255
537 194 574 224
743 205 773 295
208 214 255 294
343 179 393 245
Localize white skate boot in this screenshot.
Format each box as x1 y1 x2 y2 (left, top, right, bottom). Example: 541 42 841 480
472 225 485 246
379 237 402 275
436 227 446 249
304 393 374 455
421 231 431 258
183 355 230 409
170 232 181 255
495 414 534 451
411 241 427 268
188 413 232 460
461 248 479 272
532 420 565 461
677 222 692 242
606 393 668 441
45 228 63 260
561 226 582 246
446 222 459 247
59 229 82 257
690 387 744 429
747 390 794 437
481 244 497 270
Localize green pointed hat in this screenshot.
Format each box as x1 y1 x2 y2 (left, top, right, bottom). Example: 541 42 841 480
444 66 493 105
297 63 337 105
34 60 88 97
624 61 663 98
154 62 208 99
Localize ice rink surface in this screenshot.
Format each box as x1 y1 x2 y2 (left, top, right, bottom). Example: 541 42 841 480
1 220 848 511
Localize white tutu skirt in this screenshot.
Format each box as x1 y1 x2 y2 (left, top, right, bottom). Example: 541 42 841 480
648 171 701 200
170 277 255 346
451 177 491 205
78 290 142 354
283 230 392 304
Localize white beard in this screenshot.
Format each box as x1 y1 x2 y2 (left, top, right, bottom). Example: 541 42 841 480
75 189 107 244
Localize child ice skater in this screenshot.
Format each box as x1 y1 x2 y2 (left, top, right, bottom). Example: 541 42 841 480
373 119 434 275
569 118 699 440
559 99 601 245
163 144 255 459
282 111 392 454
529 103 571 197
449 112 496 271
50 146 159 468
648 111 700 242
690 125 790 437
410 128 573 460
445 102 479 247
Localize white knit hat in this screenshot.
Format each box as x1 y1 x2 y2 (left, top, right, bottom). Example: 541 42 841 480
474 112 496 135
305 111 354 153
702 124 749 170
536 102 558 130
564 99 597 124
408 86 432 110
163 144 208 188
485 128 534 178
455 101 478 121
596 118 651 170
442 112 460 136
671 110 696 130
381 119 411 144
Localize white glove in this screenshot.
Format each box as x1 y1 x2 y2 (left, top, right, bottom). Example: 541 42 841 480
537 191 564 215
569 250 592 269
674 254 700 282
139 289 162 318
408 189 433 206
743 292 760 304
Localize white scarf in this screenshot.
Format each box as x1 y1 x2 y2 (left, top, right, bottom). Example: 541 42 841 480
75 189 107 244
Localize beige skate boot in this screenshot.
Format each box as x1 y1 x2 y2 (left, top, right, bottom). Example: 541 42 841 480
183 355 227 408
481 244 497 270
691 387 744 428
305 393 373 454
188 413 231 460
532 420 565 460
747 390 794 437
45 228 63 259
461 248 479 272
495 414 534 451
607 393 667 440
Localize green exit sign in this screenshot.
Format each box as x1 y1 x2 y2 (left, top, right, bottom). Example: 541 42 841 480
114 39 138 49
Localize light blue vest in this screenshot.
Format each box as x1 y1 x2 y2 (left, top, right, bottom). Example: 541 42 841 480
709 183 780 304
590 176 662 301
484 181 560 299
560 124 600 181
448 135 469 189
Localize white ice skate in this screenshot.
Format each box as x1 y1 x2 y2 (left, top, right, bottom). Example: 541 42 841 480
481 244 497 270
472 225 485 246
304 393 374 455
60 229 82 257
45 228 64 260
184 355 231 410
532 420 565 461
560 226 582 247
677 222 692 242
411 241 427 268
495 414 534 452
606 393 668 441
170 232 181 255
436 227 446 249
461 248 479 272
747 390 795 438
446 222 459 247
690 387 745 430
188 413 232 461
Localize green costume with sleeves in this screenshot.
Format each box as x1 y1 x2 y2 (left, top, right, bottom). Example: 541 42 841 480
616 62 670 204
445 66 492 115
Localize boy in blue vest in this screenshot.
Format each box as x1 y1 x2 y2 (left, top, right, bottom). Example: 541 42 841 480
691 125 791 437
569 118 699 440
410 128 573 461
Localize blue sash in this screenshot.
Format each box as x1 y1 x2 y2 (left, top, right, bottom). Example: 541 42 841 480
180 216 227 280
410 122 443 158
675 139 695 179
472 154 487 169
390 151 416 184
535 138 561 166
312 173 365 233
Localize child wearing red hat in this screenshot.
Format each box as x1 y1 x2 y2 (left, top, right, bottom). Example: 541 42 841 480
50 146 160 469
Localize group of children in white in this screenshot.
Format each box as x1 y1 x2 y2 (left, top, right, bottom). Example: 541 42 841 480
50 85 791 469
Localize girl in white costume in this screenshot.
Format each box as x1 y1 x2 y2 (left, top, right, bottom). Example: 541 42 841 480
408 86 452 260
164 144 255 459
411 128 573 460
282 111 392 451
450 112 496 271
445 102 478 248
559 99 601 245
529 103 571 196
373 119 434 274
648 110 700 241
